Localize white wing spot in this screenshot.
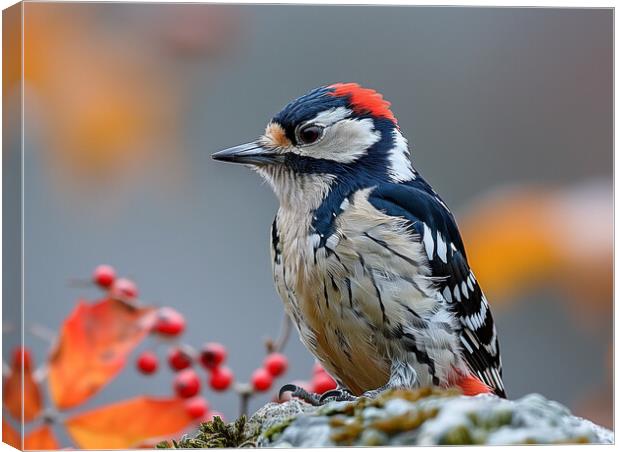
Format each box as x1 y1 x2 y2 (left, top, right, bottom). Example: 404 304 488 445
467 274 475 292
442 286 453 303
453 284 461 302
461 281 469 299
460 336 473 354
465 328 480 347
436 233 448 263
422 223 434 261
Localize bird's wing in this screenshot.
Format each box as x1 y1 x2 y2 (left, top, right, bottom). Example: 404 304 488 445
368 181 506 397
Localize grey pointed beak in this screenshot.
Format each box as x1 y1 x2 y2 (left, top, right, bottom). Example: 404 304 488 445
211 141 283 166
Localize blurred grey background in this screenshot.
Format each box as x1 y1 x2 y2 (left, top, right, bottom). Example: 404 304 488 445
5 3 613 445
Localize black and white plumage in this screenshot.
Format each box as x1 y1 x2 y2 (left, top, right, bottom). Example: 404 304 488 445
213 83 505 399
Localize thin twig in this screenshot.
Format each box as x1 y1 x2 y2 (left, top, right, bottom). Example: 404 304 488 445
29 323 57 344
236 383 253 418
267 314 292 354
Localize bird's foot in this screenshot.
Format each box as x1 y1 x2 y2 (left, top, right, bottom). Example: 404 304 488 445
279 384 356 406
319 387 357 404
278 384 322 406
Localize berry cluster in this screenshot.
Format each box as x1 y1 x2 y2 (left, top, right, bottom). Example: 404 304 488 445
91 264 336 420
93 264 139 300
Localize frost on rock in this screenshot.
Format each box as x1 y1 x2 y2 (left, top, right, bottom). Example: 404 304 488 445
253 388 613 447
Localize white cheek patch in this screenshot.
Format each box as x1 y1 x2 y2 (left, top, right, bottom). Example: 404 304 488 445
308 107 351 126
296 118 381 163
387 130 416 182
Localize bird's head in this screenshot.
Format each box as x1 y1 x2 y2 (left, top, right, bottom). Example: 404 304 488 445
212 83 415 207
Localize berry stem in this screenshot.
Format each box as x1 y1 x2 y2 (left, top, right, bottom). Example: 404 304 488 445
29 323 57 344
235 382 253 417
267 314 291 354
240 391 251 418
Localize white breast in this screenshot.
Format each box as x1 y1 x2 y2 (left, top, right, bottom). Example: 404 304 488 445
271 187 467 394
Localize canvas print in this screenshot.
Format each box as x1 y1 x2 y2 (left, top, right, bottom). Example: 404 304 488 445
2 3 613 449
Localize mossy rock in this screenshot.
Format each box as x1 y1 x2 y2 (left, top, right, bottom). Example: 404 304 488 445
160 388 613 447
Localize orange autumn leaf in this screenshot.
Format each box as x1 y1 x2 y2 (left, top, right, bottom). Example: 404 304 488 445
65 396 194 449
48 298 155 410
3 348 43 422
24 425 59 450
3 419 20 449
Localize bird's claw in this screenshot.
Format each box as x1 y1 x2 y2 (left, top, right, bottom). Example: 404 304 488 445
278 384 322 406
319 388 357 403
279 384 357 406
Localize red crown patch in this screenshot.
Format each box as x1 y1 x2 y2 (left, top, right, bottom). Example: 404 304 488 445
328 83 397 124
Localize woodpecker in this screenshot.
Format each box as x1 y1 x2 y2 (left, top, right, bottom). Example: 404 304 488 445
212 83 506 402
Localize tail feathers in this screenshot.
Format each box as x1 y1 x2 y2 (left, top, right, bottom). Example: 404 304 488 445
454 374 494 396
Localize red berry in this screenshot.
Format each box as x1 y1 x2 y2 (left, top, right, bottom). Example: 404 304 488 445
168 347 192 371
136 351 159 374
154 307 186 336
313 362 327 375
12 347 32 371
185 396 209 419
312 372 337 394
209 366 234 391
251 368 273 392
174 369 201 398
93 264 116 288
111 278 138 300
200 342 226 369
264 353 288 377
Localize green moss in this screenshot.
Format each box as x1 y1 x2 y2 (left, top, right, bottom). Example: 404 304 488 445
441 425 476 445
467 409 513 430
371 408 439 436
158 415 256 448
161 387 465 448
325 388 448 446
555 436 591 444
375 387 459 405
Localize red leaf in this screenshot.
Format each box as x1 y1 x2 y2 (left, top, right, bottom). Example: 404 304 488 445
3 419 20 449
3 347 43 422
48 298 155 409
24 425 59 450
65 396 194 449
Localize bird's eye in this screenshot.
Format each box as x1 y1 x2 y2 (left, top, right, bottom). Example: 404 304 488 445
297 124 325 145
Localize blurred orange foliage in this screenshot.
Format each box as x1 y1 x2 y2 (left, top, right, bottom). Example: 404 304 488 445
3 419 20 449
3 348 43 422
460 181 612 328
24 425 60 450
48 299 155 410
23 3 182 190
65 396 193 449
18 3 241 195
